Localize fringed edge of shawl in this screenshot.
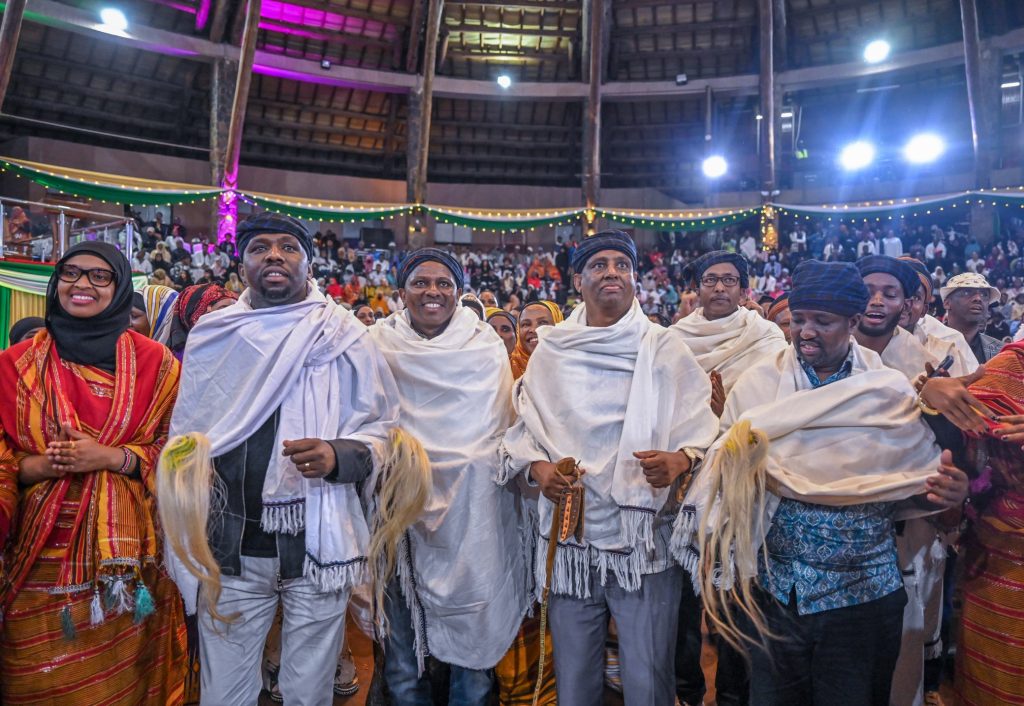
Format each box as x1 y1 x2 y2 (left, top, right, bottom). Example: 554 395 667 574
261 500 305 535
521 501 540 611
669 505 698 564
396 536 429 677
535 536 647 599
618 506 657 554
303 553 367 592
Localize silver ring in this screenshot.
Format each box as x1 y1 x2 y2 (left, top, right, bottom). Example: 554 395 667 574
304 462 311 469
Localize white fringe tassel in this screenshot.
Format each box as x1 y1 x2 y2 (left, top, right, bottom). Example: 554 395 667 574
261 501 306 535
304 555 367 592
396 537 429 677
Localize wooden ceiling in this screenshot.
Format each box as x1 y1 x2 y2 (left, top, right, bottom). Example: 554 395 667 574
1 0 1021 196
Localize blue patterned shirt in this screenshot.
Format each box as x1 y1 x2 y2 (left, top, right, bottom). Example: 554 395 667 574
759 348 903 615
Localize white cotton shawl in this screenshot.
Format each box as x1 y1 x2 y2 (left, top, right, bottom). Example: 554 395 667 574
167 284 399 612
878 327 937 381
672 341 940 585
673 306 789 392
368 306 527 671
916 314 979 373
501 299 719 596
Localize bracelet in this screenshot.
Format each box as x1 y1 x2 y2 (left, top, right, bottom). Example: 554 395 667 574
118 447 134 475
916 394 940 416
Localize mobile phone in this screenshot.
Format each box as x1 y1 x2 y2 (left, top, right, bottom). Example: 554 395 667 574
927 355 955 378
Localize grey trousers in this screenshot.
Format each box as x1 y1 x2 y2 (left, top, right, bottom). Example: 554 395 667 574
548 566 683 706
199 555 351 706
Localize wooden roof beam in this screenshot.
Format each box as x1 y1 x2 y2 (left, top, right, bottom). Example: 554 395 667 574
258 17 397 51
449 1 579 11
615 19 757 35
261 0 410 27
443 22 576 38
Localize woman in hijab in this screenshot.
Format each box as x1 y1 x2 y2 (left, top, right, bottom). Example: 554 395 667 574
132 284 179 344
509 300 564 379
0 241 186 705
486 307 517 355
166 283 238 360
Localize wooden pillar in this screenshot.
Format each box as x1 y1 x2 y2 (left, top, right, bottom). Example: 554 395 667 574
208 0 232 42
581 0 604 211
210 58 236 239
757 0 776 196
406 0 443 206
960 0 996 189
216 0 261 244
0 0 28 109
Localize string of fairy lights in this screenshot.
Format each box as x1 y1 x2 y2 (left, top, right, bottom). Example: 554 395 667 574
3 158 1024 235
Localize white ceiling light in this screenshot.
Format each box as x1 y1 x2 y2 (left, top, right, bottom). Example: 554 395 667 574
99 7 128 32
863 39 891 64
839 141 875 171
496 74 512 89
702 155 728 178
903 133 946 164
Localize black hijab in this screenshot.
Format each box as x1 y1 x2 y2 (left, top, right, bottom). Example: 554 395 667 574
46 241 133 372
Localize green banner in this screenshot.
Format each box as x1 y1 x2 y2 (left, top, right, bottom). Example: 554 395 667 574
1 160 223 205
596 207 761 231
240 194 411 223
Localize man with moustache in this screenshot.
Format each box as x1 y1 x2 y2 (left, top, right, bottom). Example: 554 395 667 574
164 213 400 705
501 231 719 706
853 255 961 706
675 260 968 705
674 250 788 416
671 250 786 706
369 249 527 705
853 255 937 379
937 272 1003 364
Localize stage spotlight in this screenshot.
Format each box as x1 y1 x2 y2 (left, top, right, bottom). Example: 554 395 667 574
496 75 512 89
863 39 890 64
903 133 945 164
99 8 128 32
839 141 875 171
702 155 728 178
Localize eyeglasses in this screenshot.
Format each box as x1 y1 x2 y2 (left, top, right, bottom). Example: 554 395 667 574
58 264 116 287
700 275 741 288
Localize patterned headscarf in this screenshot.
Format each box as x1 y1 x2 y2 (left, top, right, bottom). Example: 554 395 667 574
136 284 179 343
855 255 920 298
398 248 465 289
167 284 238 355
766 293 790 323
685 250 750 289
899 256 932 300
790 260 869 317
510 300 564 379
571 230 637 273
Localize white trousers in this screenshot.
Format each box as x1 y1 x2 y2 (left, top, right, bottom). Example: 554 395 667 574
890 519 948 706
199 555 350 706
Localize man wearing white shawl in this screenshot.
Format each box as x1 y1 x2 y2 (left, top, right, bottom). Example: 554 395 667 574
165 214 399 706
671 249 785 705
674 260 968 705
500 231 719 706
674 250 788 403
853 256 961 706
369 248 527 705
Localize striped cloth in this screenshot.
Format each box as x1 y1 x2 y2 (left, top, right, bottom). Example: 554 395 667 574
956 343 1024 705
494 614 557 705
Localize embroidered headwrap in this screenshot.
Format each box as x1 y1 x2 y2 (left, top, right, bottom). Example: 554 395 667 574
855 255 920 298
685 250 750 289
899 256 932 300
766 293 790 323
167 284 239 354
789 260 868 317
398 248 465 290
571 230 637 273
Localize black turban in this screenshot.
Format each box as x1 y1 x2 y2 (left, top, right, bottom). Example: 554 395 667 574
790 260 869 317
398 248 465 290
236 212 314 261
855 255 920 298
571 230 637 273
685 250 750 289
9 316 44 345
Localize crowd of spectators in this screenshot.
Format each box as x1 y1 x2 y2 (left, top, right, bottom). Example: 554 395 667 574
126 210 1024 340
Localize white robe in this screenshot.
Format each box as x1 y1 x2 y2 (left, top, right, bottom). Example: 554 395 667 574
916 314 979 374
369 306 527 670
672 306 789 393
878 327 937 381
501 300 719 598
674 342 941 586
